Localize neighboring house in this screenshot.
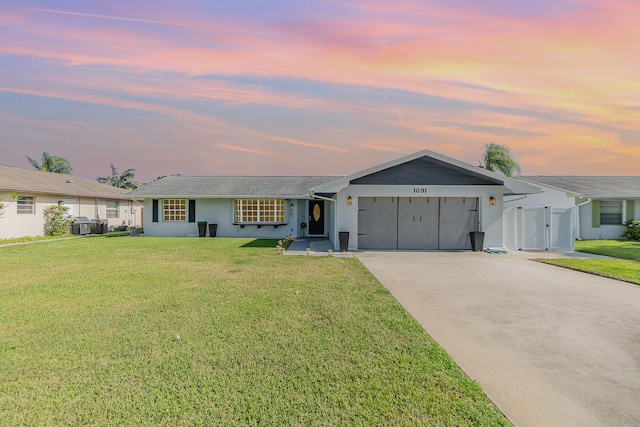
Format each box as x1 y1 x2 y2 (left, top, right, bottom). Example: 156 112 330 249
126 150 539 251
515 176 640 241
0 165 143 240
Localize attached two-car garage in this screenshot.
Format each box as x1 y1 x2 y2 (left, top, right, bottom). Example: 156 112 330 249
357 197 479 250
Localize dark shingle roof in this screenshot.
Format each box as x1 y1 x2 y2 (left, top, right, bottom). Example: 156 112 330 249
522 176 640 197
0 164 135 199
126 175 339 198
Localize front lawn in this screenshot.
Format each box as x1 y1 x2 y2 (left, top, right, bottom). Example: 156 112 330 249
536 240 640 285
575 239 640 261
0 237 509 426
536 258 640 285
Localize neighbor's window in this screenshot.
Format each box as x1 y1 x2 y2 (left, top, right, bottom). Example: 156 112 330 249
163 199 187 221
600 201 623 225
17 196 34 214
235 199 285 223
106 200 119 218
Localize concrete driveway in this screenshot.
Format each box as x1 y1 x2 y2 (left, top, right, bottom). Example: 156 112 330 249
356 251 640 427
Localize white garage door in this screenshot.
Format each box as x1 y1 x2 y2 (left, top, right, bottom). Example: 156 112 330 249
358 197 478 250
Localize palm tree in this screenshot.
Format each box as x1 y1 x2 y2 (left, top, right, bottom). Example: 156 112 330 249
26 152 73 174
482 143 521 177
97 164 138 189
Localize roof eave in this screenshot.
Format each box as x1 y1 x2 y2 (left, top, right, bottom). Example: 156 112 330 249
515 177 579 197
125 194 314 199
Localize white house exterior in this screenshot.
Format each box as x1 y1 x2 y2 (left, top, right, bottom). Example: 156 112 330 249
502 181 577 251
127 150 539 251
517 176 640 242
0 165 143 240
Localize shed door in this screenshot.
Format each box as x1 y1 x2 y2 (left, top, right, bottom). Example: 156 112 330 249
522 207 547 250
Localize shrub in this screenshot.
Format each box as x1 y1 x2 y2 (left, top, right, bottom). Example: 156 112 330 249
43 205 71 236
622 219 640 241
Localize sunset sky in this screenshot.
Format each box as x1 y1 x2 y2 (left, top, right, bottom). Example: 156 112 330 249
1 0 639 182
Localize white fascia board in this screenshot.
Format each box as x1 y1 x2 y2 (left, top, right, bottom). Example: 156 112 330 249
581 194 640 199
501 177 542 196
516 177 581 197
310 178 349 193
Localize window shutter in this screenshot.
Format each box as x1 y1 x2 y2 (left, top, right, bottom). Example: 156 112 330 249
591 200 600 228
152 199 159 222
189 199 196 223
627 200 635 221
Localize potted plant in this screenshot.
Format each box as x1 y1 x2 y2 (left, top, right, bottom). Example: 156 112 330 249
197 221 207 237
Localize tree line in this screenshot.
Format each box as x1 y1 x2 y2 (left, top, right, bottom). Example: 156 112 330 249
25 152 139 189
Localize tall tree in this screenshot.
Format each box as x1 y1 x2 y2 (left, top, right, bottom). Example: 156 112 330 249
97 164 138 189
26 152 73 174
482 143 521 177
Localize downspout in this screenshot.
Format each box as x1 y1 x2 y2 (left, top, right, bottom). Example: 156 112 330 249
575 198 591 240
309 190 337 246
129 198 145 229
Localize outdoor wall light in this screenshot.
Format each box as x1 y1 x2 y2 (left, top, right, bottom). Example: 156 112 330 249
290 203 295 211
347 196 353 205
489 196 497 206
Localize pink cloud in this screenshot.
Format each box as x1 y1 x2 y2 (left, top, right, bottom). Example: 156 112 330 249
2 1 640 176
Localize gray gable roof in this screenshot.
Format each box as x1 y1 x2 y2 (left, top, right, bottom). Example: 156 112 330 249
314 150 540 196
126 176 338 198
0 164 134 200
350 157 503 186
522 176 640 197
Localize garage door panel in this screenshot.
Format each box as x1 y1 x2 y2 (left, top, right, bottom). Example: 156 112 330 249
398 197 439 250
358 197 397 249
438 198 476 250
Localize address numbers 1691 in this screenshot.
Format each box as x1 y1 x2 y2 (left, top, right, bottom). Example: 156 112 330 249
412 188 428 193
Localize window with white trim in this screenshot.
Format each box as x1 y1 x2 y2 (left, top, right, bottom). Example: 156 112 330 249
106 200 119 218
163 199 187 221
17 196 34 214
235 199 285 223
600 201 623 225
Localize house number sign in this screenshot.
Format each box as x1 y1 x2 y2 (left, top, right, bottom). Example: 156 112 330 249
412 188 428 194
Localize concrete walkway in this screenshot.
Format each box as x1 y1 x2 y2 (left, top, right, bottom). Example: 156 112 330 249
356 251 640 427
285 237 353 257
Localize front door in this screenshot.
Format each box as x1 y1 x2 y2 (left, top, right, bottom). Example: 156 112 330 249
308 200 325 235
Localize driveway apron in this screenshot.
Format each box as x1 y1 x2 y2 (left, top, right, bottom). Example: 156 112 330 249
356 251 640 427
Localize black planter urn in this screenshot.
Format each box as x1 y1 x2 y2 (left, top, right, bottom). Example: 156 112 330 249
197 221 207 237
339 231 349 252
469 231 485 251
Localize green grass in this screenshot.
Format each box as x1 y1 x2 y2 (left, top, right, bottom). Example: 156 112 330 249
0 234 73 245
536 240 640 285
575 239 640 261
0 237 509 426
536 258 640 285
0 231 132 245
